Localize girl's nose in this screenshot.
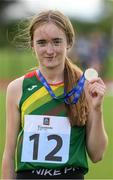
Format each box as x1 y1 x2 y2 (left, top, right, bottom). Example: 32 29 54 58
46 42 54 54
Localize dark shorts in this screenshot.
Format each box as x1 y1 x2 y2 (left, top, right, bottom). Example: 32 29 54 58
16 167 84 179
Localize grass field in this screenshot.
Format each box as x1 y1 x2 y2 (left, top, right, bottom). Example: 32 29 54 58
0 48 37 79
0 91 113 179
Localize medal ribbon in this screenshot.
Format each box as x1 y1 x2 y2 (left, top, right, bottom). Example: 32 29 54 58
36 69 85 104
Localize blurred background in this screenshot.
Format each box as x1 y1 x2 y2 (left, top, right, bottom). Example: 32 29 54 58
0 0 113 179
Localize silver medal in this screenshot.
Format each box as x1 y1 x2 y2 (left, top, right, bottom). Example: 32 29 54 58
84 68 98 81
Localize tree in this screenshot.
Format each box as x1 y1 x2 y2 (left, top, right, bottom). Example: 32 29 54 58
0 0 17 24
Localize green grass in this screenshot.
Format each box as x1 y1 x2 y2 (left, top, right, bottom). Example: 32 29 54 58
0 48 37 79
104 54 113 79
0 90 113 179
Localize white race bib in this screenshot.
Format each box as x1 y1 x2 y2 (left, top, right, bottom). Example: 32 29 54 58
21 115 71 164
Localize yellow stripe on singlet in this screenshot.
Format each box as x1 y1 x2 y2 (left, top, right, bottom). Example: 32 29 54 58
21 84 63 127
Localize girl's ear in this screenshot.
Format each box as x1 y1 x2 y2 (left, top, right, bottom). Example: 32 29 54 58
67 44 71 51
67 43 72 50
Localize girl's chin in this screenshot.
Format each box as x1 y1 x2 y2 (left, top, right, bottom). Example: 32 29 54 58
43 63 58 68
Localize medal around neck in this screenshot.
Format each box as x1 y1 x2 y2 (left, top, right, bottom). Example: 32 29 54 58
84 68 98 81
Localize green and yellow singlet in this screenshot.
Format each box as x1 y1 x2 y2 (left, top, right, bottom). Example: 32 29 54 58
15 70 88 174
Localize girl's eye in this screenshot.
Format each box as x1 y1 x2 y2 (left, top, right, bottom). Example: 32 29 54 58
53 39 62 46
36 40 46 47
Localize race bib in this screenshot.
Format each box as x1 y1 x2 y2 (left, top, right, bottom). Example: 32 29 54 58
21 115 71 164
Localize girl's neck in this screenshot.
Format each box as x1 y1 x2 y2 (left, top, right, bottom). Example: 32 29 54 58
39 66 64 84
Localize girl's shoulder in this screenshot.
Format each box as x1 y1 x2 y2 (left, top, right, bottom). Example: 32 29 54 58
6 76 25 107
7 76 24 92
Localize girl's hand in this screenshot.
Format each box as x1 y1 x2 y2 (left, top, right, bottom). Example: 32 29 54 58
85 77 106 110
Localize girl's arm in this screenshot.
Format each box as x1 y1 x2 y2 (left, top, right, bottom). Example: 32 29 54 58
1 77 23 179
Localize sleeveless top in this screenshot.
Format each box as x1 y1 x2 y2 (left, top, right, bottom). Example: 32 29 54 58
15 70 88 174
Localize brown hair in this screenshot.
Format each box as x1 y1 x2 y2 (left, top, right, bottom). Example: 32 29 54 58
29 10 88 126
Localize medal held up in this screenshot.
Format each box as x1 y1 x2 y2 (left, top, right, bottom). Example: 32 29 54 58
37 68 98 105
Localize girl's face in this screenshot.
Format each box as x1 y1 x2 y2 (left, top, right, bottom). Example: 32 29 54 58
32 22 69 69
